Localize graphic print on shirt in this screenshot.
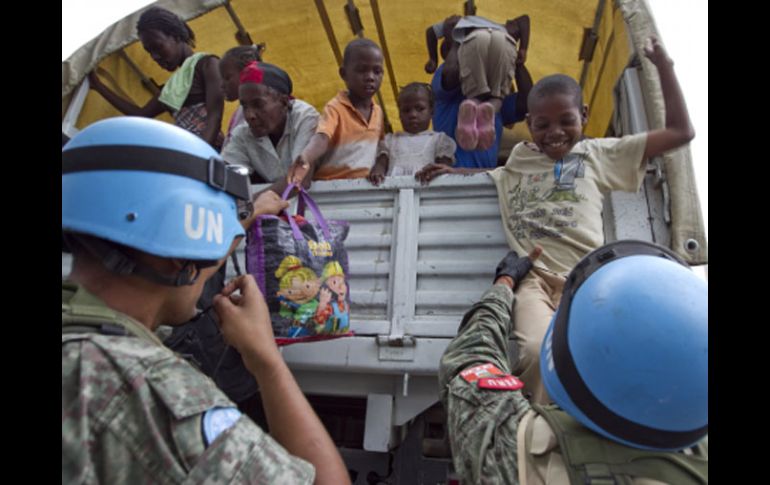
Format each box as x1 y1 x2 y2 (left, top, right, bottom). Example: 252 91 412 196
544 153 586 202
505 152 587 242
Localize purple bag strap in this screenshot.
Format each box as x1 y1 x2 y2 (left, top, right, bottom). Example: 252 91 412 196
280 183 297 201
297 188 332 240
279 184 331 240
280 184 304 241
297 192 307 218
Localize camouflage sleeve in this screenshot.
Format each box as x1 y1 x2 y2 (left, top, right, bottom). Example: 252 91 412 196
438 284 517 389
63 335 314 485
146 346 315 484
186 416 315 484
438 284 531 485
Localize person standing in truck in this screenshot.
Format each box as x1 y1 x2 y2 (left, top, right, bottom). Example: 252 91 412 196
88 6 226 150
367 82 456 186
221 61 320 185
426 16 533 169
287 38 385 183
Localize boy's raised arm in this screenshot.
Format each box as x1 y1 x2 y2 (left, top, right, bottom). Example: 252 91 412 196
641 36 695 160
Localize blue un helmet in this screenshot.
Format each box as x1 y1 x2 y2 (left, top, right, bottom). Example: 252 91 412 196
62 117 251 286
540 240 707 451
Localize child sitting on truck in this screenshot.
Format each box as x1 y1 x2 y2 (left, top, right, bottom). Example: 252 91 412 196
368 82 456 186
418 37 695 404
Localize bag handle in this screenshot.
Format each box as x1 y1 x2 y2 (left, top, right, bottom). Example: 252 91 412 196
279 184 332 241
296 188 332 240
280 184 305 241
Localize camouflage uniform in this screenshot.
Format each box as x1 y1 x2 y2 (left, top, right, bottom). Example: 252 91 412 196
62 282 315 484
438 284 530 485
438 284 707 485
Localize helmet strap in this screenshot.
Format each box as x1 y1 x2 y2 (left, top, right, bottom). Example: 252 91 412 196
69 234 204 287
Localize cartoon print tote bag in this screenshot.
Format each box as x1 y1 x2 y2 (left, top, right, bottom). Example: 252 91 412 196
246 185 353 345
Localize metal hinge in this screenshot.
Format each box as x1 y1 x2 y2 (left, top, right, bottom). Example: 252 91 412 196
376 335 415 347
376 335 416 361
647 157 672 224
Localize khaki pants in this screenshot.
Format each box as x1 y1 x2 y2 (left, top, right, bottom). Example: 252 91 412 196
512 268 566 405
458 28 517 99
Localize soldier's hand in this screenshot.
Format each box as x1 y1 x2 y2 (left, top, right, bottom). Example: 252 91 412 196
254 189 289 215
213 275 281 367
239 190 289 230
494 246 542 289
528 246 543 262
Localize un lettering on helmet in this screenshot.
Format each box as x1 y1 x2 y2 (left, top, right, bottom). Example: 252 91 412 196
184 204 224 244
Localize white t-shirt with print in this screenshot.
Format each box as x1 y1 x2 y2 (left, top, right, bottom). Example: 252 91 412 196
488 134 647 275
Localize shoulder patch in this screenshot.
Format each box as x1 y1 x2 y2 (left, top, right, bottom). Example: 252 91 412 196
202 407 242 446
460 363 524 391
460 363 505 383
478 375 524 390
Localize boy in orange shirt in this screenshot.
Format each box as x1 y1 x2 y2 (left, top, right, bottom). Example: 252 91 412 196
288 39 385 183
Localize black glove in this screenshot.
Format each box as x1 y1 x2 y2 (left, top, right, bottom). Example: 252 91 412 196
494 250 534 285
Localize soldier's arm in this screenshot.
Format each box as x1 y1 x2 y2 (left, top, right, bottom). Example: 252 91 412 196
214 275 350 485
